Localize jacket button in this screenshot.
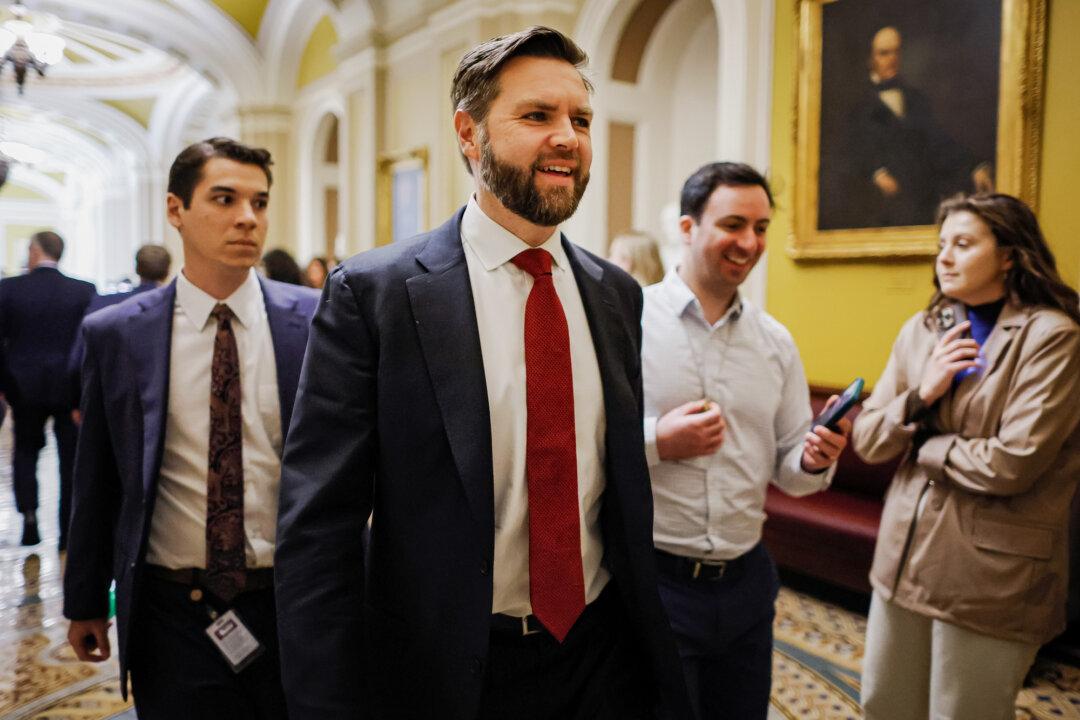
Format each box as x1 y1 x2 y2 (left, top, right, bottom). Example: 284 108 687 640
470 657 483 676
480 559 490 575
130 561 137 569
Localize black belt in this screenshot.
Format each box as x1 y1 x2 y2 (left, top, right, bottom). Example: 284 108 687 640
491 583 616 639
654 548 750 582
145 564 275 592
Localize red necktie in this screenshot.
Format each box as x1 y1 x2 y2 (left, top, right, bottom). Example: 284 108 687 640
205 303 246 602
511 248 585 642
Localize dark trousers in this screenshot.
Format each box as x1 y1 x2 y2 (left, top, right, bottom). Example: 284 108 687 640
129 576 288 720
477 584 653 720
11 403 77 537
656 543 780 720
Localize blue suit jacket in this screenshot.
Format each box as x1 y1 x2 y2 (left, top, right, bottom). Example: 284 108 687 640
62 276 318 695
275 209 691 719
0 266 96 408
67 282 160 409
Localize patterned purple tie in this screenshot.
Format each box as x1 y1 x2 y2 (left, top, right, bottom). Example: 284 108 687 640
204 303 246 602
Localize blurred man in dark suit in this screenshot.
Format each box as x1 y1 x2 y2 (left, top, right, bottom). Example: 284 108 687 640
89 244 172 313
0 231 95 548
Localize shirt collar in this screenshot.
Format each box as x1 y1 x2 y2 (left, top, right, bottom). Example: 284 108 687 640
659 266 743 325
175 268 263 331
35 260 59 270
460 195 567 272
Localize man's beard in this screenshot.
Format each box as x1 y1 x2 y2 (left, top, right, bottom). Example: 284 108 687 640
478 137 589 227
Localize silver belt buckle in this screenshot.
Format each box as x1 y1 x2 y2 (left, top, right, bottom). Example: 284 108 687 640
522 616 542 636
692 558 727 580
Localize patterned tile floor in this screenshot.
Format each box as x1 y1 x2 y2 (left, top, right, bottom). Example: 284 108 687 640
1 417 1079 719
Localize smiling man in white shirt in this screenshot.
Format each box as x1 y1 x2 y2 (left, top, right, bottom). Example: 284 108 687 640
642 162 851 720
62 138 318 720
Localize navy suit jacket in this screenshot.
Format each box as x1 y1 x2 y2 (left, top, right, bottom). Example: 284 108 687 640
62 276 318 695
67 282 160 409
275 209 691 719
0 266 96 408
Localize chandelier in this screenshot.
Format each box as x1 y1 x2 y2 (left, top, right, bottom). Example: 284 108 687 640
0 2 64 95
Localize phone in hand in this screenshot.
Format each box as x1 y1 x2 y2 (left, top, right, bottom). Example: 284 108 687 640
934 301 969 337
812 377 864 432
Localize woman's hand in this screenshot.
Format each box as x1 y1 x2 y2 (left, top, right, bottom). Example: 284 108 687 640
918 321 980 405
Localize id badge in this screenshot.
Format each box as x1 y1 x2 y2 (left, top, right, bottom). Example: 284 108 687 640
205 609 264 673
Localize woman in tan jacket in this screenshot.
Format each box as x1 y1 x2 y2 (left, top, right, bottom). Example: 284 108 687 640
853 193 1080 720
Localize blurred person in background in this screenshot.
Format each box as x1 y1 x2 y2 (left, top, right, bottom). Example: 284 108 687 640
608 231 664 286
261 247 305 286
0 230 95 548
305 256 332 289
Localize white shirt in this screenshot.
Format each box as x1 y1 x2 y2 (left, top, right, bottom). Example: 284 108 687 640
146 269 283 569
642 269 834 560
460 197 609 617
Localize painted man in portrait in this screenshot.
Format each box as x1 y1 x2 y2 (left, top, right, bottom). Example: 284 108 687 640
820 26 992 230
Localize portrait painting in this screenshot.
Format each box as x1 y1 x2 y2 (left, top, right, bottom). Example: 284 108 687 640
789 0 1045 258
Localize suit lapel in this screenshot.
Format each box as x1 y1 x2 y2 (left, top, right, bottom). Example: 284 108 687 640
564 236 627 411
125 282 176 495
406 210 495 538
260 278 309 436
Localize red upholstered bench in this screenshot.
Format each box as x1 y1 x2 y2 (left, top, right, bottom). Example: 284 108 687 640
762 387 900 593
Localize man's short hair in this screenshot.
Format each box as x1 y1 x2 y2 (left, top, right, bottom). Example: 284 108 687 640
451 26 592 173
167 137 273 209
135 244 171 282
30 230 64 261
680 162 775 222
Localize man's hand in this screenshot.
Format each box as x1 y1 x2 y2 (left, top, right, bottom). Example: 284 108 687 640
656 399 726 461
972 164 994 193
919 321 979 405
873 168 900 197
801 394 852 472
71 409 82 425
68 618 111 662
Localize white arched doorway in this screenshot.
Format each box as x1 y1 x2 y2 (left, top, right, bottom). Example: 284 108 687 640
570 0 774 306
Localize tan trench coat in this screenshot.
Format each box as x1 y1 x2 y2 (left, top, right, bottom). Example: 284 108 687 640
853 302 1080 644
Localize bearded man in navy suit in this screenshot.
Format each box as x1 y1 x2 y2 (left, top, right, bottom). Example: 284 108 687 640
0 230 95 547
63 138 318 719
275 26 690 720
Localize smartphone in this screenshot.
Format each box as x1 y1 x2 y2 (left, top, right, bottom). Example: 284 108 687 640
812 377 864 431
934 301 969 337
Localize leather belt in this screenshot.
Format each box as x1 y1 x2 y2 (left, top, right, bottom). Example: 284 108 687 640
490 613 547 637
654 548 748 582
490 582 616 639
144 564 275 592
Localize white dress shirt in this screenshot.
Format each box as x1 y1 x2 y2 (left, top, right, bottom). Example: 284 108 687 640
146 269 283 570
460 197 609 617
642 268 834 561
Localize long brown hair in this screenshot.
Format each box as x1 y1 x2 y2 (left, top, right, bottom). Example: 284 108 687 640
925 193 1080 326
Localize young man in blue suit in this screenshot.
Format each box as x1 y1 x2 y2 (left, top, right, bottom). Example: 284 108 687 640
63 138 318 719
275 27 690 720
0 230 95 548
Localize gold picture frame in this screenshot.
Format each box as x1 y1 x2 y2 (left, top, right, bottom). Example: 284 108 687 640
788 0 1046 259
377 146 429 247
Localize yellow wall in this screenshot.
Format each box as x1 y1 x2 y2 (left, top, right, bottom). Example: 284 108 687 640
767 2 1079 389
0 182 48 201
297 17 339 89
212 0 270 39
